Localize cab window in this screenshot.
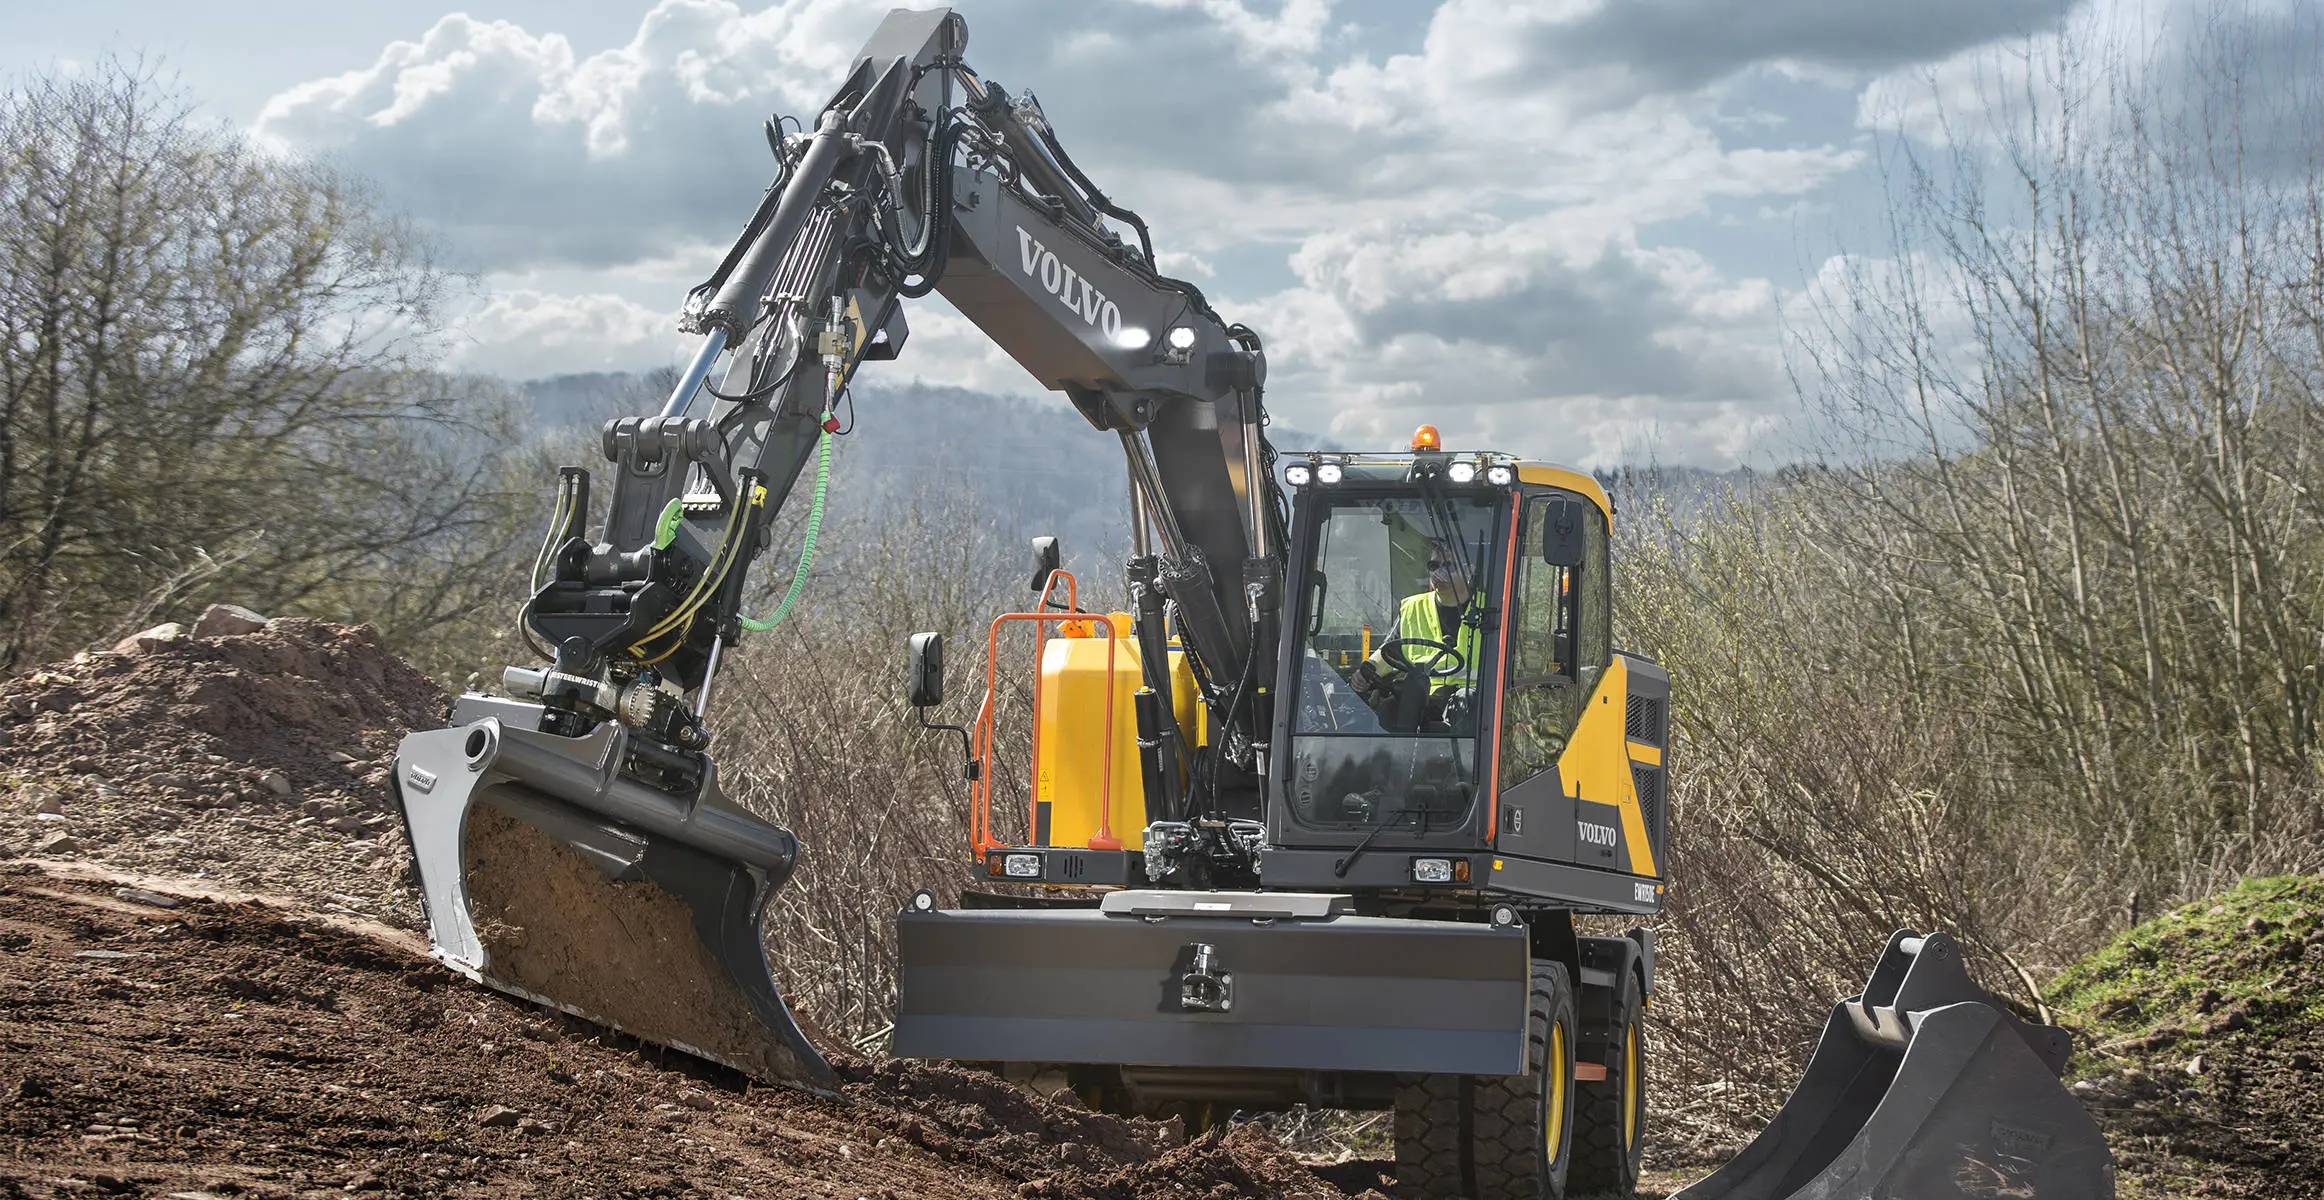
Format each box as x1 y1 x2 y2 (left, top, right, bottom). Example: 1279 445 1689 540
1501 493 1581 788
1577 501 1611 694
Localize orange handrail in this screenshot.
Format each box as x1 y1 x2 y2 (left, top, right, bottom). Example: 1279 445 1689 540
969 571 1124 858
1035 568 1079 615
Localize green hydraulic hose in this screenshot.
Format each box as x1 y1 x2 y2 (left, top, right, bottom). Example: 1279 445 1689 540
738 413 833 633
652 498 685 549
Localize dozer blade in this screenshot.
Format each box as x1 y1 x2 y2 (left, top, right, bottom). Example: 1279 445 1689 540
1673 931 2113 1200
391 694 834 1092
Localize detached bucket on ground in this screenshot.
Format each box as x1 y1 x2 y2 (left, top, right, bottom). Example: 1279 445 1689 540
391 693 833 1092
1674 931 2113 1200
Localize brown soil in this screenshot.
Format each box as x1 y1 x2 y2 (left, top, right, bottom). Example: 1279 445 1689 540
0 618 447 927
0 619 1366 1197
6 613 2279 1197
0 867 1360 1199
463 799 819 1087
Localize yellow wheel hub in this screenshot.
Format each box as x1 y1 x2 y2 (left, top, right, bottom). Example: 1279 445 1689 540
1622 1019 1641 1148
1545 1023 1569 1159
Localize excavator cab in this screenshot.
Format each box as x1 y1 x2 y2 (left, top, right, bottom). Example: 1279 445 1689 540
1258 447 1669 908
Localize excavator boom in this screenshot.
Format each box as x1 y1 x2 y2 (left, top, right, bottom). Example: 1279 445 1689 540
392 5 1279 1091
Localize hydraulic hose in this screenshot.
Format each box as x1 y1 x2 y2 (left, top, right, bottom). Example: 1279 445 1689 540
739 411 834 633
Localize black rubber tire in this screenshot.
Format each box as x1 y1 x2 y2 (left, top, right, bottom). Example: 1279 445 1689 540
1472 960 1579 1199
1568 968 1648 1196
1393 1072 1468 1199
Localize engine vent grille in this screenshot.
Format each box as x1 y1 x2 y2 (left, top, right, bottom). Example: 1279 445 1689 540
1632 765 1665 846
1625 694 1666 745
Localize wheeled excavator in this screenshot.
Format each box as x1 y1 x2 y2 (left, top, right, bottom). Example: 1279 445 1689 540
391 8 2116 1198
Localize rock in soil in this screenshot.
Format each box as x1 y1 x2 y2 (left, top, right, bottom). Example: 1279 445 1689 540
111 622 186 655
191 604 270 639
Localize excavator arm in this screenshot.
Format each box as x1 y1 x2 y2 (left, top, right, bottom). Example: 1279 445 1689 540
521 7 1276 784
392 5 1281 1090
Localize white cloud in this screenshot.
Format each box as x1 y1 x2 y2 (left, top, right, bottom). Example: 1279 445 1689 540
257 0 1865 265
257 0 897 271
1541 0 2078 99
248 0 2225 465
1121 0 1334 60
443 289 684 379
1152 250 1216 280
1241 214 1791 468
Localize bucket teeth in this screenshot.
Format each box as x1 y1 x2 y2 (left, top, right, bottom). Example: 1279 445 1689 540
393 699 834 1093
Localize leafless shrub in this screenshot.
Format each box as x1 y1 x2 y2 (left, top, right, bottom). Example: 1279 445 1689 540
711 485 1051 1036
0 62 528 673
1621 6 2324 1153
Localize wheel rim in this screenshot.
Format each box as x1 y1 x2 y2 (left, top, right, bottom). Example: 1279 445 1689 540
1621 1016 1641 1149
1546 1022 1569 1160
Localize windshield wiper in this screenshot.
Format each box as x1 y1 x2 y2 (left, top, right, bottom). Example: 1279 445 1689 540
1331 756 1448 877
1333 805 1411 877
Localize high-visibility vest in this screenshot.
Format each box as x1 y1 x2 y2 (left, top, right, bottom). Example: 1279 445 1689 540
1396 591 1481 685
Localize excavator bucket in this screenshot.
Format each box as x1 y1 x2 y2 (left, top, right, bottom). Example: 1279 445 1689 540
1674 931 2113 1200
391 694 834 1091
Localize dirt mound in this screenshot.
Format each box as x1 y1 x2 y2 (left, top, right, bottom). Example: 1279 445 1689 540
0 619 1361 1198
0 869 1360 1199
0 614 446 925
2050 874 2324 1198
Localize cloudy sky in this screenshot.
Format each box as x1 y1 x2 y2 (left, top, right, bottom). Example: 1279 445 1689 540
5 0 2298 466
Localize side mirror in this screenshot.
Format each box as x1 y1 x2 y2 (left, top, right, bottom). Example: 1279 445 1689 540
1541 498 1585 568
1030 536 1061 593
907 631 945 708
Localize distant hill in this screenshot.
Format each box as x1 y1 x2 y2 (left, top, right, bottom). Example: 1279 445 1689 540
516 373 1338 587
510 371 1752 592
518 372 674 429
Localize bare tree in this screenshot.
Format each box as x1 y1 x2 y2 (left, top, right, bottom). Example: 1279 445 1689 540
0 62 522 669
1611 8 2324 1153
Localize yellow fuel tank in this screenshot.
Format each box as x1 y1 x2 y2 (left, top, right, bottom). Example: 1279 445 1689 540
1034 614 1201 853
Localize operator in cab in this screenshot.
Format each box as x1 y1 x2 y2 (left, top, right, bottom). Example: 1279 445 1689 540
1350 540 1483 728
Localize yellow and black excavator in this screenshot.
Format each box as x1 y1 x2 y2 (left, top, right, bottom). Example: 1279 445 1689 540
391 8 2115 1197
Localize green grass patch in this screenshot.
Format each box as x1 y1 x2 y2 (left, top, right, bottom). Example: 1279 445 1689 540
2048 874 2324 1063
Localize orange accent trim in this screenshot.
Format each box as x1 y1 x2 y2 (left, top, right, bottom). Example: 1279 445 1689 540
1485 493 1519 842
1574 1063 1608 1082
970 571 1126 859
